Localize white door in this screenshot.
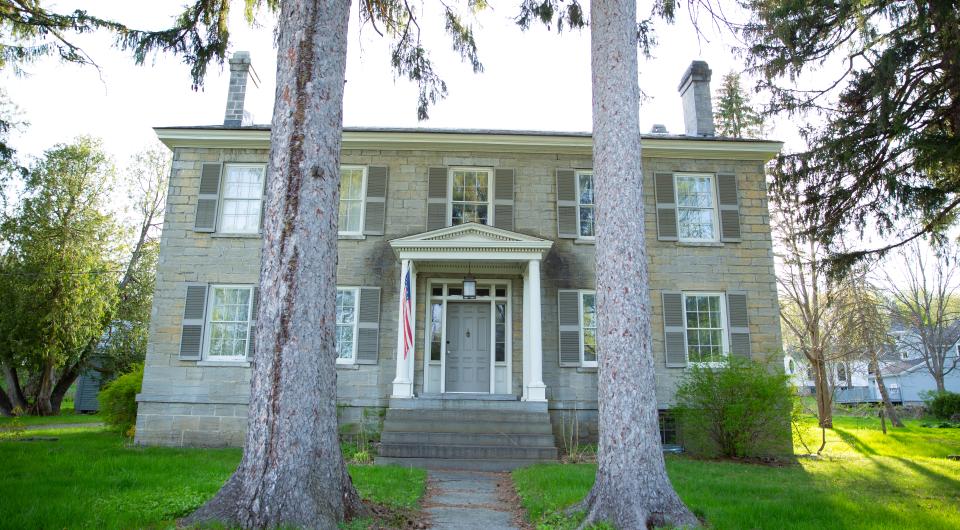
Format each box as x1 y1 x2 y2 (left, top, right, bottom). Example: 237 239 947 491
445 303 491 392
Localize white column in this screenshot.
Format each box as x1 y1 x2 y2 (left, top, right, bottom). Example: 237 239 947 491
407 261 417 390
391 259 414 398
526 259 547 402
522 267 531 401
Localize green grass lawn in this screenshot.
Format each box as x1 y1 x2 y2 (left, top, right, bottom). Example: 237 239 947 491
514 416 960 530
0 426 426 530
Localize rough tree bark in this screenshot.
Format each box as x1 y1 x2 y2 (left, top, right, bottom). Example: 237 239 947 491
812 356 833 428
183 1 365 528
870 358 903 428
572 1 699 528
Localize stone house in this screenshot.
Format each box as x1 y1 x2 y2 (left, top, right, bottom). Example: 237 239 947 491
135 54 783 466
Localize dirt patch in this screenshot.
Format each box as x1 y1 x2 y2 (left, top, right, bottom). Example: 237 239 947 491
495 472 533 530
361 501 427 529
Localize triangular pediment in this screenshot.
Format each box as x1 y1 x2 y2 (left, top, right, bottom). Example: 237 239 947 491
389 223 553 260
391 223 549 244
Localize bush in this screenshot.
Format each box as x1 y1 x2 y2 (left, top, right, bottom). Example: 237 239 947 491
925 391 960 420
98 364 143 435
675 357 793 458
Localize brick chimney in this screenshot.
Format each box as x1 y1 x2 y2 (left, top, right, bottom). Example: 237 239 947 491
224 51 259 127
677 60 714 137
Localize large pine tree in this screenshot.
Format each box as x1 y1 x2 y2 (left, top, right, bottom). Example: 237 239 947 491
713 71 764 138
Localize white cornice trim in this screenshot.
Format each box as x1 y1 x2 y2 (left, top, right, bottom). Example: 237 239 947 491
154 127 783 161
390 223 554 261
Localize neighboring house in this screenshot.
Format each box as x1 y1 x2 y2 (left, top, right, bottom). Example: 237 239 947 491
134 53 784 464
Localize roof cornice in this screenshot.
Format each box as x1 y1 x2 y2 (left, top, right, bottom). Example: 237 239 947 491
154 126 783 161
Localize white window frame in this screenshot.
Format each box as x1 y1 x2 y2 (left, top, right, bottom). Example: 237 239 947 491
335 286 361 365
674 173 720 243
578 289 598 368
218 163 266 234
338 166 368 236
203 284 255 361
682 291 729 366
575 170 595 239
448 167 495 226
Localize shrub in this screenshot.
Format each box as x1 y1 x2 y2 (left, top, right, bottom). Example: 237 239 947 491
675 357 793 458
925 391 960 420
98 364 143 435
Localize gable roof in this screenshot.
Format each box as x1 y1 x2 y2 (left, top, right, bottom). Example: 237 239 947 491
389 223 553 261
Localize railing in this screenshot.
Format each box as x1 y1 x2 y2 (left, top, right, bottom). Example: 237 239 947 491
833 386 902 404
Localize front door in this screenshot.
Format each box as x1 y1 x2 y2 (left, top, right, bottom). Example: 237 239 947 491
445 303 491 392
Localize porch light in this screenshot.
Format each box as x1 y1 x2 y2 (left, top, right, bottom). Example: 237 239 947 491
462 276 477 299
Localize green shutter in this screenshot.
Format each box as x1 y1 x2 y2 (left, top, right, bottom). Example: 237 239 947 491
556 169 578 238
426 167 448 231
717 172 742 242
194 163 222 232
662 291 687 367
655 172 678 241
247 286 259 362
364 166 388 235
558 289 582 367
493 168 515 231
356 288 381 364
179 284 208 360
726 291 751 359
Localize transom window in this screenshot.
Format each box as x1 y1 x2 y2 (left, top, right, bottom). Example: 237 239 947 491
339 166 367 234
450 168 492 225
580 291 597 366
683 293 726 364
206 286 253 360
675 174 718 242
219 164 264 234
336 288 359 363
576 170 595 238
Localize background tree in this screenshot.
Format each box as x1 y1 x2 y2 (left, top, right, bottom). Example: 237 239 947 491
741 0 960 266
885 243 960 393
0 137 121 416
713 71 764 138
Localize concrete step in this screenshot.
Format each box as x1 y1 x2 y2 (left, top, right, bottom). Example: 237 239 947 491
379 442 558 460
375 456 549 472
382 418 554 435
385 408 551 424
381 431 557 447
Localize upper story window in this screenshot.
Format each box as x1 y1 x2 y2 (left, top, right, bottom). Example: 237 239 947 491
205 285 254 360
576 170 595 238
683 293 727 364
219 164 265 234
339 166 367 235
336 287 359 364
450 168 492 225
580 291 598 367
675 174 718 242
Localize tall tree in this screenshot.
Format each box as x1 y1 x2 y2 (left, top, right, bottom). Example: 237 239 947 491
713 71 764 138
885 243 960 392
742 0 960 266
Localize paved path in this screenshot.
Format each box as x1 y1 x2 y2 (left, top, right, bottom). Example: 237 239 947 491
424 470 522 530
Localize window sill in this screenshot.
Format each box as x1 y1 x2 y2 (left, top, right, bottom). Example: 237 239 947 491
211 233 262 239
338 234 366 240
336 362 360 370
574 238 596 245
196 360 250 367
577 366 598 373
677 241 723 248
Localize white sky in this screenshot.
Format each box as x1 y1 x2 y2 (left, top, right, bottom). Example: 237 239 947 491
2 0 800 165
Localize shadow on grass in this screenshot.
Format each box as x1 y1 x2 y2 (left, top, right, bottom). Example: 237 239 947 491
833 427 878 456
889 456 960 492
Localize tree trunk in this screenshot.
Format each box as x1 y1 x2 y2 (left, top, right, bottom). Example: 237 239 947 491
2 363 28 411
49 360 84 415
183 1 365 528
572 1 699 528
33 359 56 416
871 358 903 428
934 372 946 393
0 388 12 416
812 358 833 428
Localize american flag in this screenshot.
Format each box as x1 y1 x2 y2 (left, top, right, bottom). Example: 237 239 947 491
401 268 413 360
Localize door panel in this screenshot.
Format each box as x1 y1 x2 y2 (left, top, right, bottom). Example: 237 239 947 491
445 303 491 392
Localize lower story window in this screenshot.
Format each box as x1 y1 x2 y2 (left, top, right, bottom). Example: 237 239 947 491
683 293 726 364
207 286 253 360
581 291 597 366
336 288 359 363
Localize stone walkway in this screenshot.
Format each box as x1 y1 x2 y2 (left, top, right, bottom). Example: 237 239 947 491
424 470 523 530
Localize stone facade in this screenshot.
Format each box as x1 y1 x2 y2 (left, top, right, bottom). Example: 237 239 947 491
135 130 783 447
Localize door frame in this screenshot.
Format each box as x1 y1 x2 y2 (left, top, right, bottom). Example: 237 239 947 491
423 278 512 395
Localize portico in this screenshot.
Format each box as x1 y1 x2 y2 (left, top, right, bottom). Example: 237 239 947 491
388 223 553 402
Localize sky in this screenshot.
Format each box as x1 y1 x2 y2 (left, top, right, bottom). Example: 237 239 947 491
2 0 798 166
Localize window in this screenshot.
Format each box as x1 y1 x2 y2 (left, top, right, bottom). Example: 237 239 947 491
495 303 507 362
451 168 492 225
339 166 366 234
429 302 442 361
581 291 598 366
788 359 796 374
836 364 848 385
675 174 718 242
219 164 265 233
683 293 726 364
576 170 595 238
206 286 254 360
336 288 359 363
